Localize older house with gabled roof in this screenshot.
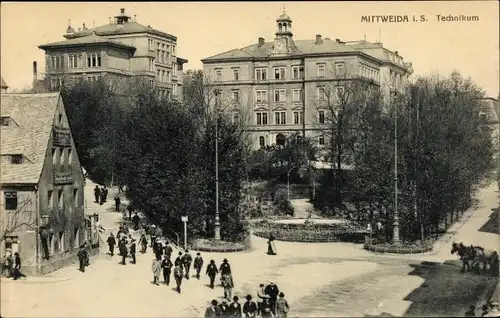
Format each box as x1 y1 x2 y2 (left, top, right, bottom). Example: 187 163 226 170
201 11 413 150
0 92 94 276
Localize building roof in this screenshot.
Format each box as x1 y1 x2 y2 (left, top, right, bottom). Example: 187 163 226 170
1 77 8 89
202 38 359 62
39 33 136 51
0 93 61 184
346 40 409 70
277 13 292 22
65 21 176 41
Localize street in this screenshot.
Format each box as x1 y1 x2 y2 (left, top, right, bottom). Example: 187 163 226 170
1 180 498 317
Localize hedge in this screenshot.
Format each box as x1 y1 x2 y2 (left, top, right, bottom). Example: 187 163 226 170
253 228 367 243
189 237 251 253
363 242 433 254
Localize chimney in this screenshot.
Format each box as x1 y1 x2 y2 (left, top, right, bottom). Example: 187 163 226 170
315 34 322 45
32 61 38 87
258 37 265 47
335 38 341 43
82 22 87 30
395 51 399 56
120 8 125 14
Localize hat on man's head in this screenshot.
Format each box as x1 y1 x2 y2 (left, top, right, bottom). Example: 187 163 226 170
211 299 218 306
279 292 285 298
179 252 183 255
223 258 228 263
233 296 239 302
197 252 200 256
259 283 265 287
246 295 252 301
221 299 228 303
210 260 215 264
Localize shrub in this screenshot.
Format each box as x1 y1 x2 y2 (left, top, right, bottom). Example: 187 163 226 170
253 228 367 243
274 193 294 216
363 242 433 254
190 237 250 253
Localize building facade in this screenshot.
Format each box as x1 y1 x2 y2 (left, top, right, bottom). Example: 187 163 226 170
38 8 188 100
201 12 413 149
0 93 93 276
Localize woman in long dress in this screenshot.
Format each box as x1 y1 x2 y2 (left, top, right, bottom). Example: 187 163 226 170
267 233 277 255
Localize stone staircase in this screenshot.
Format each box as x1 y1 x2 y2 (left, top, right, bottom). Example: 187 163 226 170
290 199 320 218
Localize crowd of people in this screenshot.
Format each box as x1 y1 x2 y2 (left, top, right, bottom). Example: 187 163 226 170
93 185 109 206
1 250 25 280
466 301 500 317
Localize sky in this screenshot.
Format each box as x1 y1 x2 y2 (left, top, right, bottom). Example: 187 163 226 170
1 1 498 97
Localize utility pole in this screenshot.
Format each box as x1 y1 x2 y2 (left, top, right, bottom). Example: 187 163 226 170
214 90 221 240
393 90 401 245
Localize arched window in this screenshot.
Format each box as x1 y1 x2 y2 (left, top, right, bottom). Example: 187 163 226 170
279 23 283 32
276 133 286 146
283 24 287 32
259 136 265 148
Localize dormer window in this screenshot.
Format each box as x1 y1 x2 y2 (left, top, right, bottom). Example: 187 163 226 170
0 116 10 126
11 154 23 164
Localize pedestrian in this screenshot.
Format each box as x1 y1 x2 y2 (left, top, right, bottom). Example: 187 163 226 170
174 251 183 266
243 295 258 318
77 245 86 272
229 295 242 318
152 256 161 285
114 195 121 212
103 186 108 202
256 283 267 315
2 249 13 278
484 301 500 317
120 238 127 265
99 187 105 205
155 240 163 260
161 255 173 285
94 185 100 203
150 225 157 247
132 212 140 230
83 241 90 266
222 273 234 300
260 297 273 318
194 252 204 279
107 232 116 256
182 249 193 279
127 204 133 220
164 242 173 259
220 258 232 275
12 253 25 280
206 259 218 289
265 282 280 315
139 233 148 254
267 233 277 255
130 239 136 264
219 299 230 318
174 263 184 293
482 305 490 317
276 292 290 318
205 299 220 318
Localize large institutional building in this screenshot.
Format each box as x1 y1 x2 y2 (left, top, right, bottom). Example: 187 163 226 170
202 11 414 149
0 93 96 276
38 8 187 100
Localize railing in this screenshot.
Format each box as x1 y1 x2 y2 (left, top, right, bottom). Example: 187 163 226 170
138 212 181 249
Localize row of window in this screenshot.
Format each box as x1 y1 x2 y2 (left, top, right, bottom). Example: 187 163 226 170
214 63 346 82
51 54 102 70
255 110 326 126
156 68 171 83
148 39 176 56
52 147 72 166
3 187 79 211
258 135 325 148
227 87 343 104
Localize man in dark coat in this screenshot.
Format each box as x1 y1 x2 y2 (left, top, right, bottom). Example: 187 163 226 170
164 243 173 259
264 282 280 315
161 255 173 285
174 251 183 266
114 195 121 212
99 187 105 205
106 233 116 256
243 295 258 318
103 186 108 202
120 238 128 265
182 250 193 279
206 259 218 289
220 258 232 275
219 299 231 318
132 213 140 230
139 234 148 253
94 185 100 203
150 225 157 247
205 299 220 318
154 240 163 260
194 252 204 279
129 239 136 264
77 246 86 272
11 253 25 280
229 296 242 318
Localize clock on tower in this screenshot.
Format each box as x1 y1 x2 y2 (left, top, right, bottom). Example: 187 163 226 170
270 10 296 56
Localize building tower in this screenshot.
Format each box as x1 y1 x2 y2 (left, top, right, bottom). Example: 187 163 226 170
270 9 296 56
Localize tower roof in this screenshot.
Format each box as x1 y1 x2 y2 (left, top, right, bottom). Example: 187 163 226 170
277 13 292 22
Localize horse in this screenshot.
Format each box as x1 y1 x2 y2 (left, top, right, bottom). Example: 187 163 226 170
451 242 498 275
451 242 473 273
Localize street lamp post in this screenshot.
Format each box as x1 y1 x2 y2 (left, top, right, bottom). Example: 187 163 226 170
392 90 401 245
214 90 221 240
